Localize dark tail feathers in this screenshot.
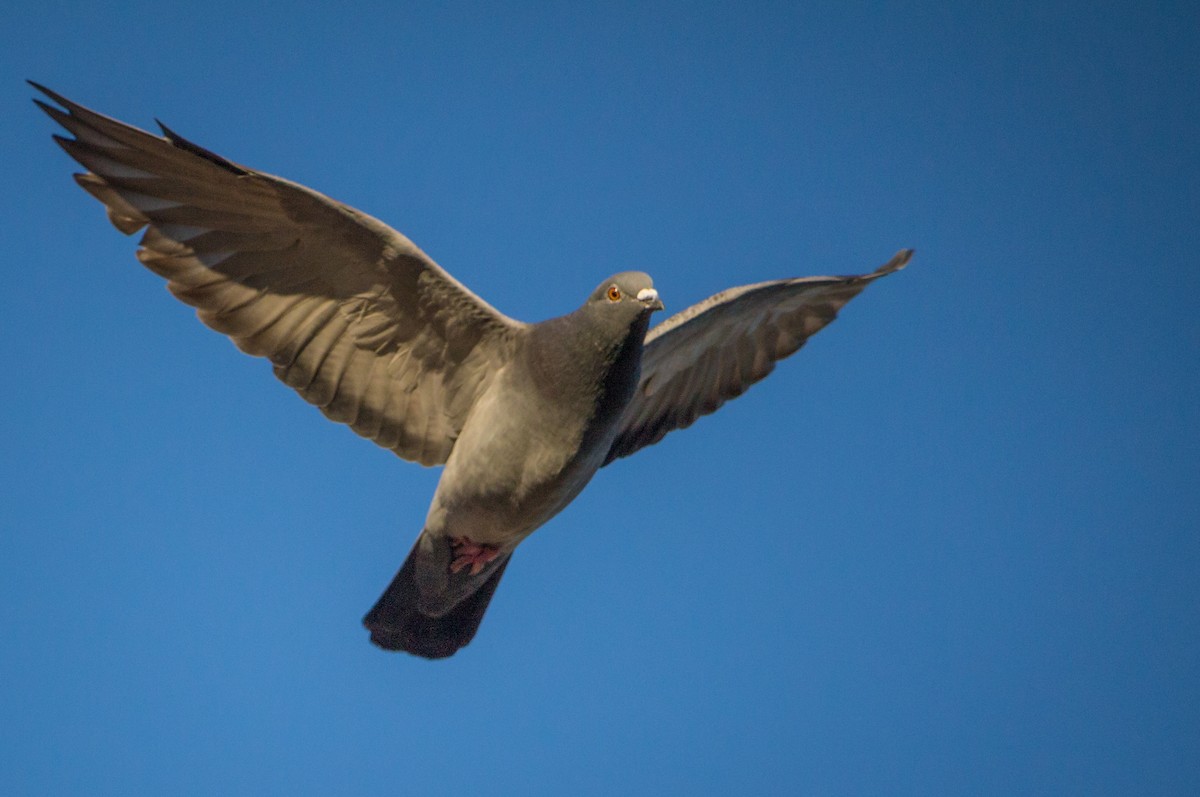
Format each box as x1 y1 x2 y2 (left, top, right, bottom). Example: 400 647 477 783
362 538 511 659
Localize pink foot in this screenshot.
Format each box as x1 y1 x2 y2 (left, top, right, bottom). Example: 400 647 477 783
449 536 500 576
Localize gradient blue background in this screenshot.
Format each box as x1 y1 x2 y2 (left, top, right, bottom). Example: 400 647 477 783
3 2 1197 794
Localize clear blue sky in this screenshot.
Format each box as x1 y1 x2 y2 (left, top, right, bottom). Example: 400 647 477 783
3 1 1197 794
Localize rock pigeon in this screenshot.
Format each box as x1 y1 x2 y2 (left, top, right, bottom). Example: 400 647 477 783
33 83 911 658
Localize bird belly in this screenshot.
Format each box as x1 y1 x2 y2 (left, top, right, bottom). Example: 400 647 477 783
423 370 612 549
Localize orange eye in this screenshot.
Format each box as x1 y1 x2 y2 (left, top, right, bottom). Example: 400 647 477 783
606 285 622 302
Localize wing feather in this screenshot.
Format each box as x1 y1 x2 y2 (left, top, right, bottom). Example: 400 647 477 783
35 83 525 466
604 250 911 464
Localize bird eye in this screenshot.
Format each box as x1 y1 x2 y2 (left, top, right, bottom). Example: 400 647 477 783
606 285 622 302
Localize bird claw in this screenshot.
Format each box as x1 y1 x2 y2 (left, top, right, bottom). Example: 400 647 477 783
449 536 500 576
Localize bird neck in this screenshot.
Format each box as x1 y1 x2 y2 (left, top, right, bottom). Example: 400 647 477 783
523 309 650 420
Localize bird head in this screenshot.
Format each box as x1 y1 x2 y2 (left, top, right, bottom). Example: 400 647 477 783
588 271 665 315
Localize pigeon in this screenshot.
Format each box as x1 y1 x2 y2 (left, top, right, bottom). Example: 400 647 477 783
33 82 911 658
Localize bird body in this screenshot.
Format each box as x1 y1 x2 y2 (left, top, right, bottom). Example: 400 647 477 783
34 82 910 659
429 288 654 551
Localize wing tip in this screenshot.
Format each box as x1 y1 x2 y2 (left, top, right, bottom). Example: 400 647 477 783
31 95 68 127
154 117 251 176
28 81 83 117
27 79 58 103
874 248 915 277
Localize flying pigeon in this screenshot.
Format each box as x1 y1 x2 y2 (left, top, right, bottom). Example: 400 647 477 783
33 83 911 658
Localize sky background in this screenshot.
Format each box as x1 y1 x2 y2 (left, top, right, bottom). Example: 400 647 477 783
2 1 1198 794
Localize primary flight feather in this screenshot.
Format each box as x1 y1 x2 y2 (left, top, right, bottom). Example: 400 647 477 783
33 82 911 658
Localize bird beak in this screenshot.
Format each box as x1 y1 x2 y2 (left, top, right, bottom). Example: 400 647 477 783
637 288 664 312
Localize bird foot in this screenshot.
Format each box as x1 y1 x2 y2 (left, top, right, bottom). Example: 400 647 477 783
449 536 500 576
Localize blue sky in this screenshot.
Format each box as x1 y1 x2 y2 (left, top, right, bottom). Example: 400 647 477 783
2 1 1197 794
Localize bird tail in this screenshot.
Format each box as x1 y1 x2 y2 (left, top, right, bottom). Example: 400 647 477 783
362 535 512 659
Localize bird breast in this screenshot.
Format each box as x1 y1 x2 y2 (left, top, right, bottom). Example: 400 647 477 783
423 318 645 546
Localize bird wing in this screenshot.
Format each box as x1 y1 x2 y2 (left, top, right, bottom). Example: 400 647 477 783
34 83 525 466
603 250 911 464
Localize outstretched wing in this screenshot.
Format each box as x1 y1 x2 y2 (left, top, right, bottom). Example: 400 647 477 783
604 250 911 464
34 83 525 466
